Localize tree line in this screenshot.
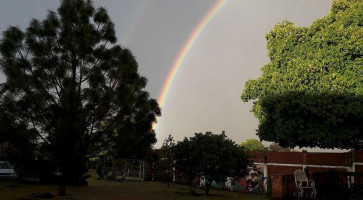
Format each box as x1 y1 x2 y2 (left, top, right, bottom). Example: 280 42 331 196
0 0 361 197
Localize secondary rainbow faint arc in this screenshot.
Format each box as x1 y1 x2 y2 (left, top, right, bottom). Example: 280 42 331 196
153 0 229 131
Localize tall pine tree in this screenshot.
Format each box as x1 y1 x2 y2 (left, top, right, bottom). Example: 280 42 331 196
0 0 160 195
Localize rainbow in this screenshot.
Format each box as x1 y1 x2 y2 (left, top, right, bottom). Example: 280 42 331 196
153 0 229 131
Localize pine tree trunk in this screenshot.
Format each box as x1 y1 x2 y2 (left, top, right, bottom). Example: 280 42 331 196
58 184 66 196
205 183 210 196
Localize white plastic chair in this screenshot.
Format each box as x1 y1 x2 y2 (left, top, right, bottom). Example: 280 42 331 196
294 169 317 198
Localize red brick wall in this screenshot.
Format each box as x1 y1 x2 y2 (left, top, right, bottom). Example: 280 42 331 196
266 152 304 164
271 174 295 200
354 151 363 163
267 166 302 178
306 153 347 166
249 150 363 176
307 167 347 173
355 165 363 173
259 150 362 200
249 151 304 164
250 151 354 170
248 151 266 163
353 165 363 184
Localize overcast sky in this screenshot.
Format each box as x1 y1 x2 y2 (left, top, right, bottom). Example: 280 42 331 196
0 0 333 148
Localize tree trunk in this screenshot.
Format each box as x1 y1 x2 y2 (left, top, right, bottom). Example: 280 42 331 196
58 184 66 196
205 183 210 196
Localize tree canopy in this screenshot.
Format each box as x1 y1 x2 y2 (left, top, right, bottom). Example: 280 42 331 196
241 0 363 149
0 0 160 192
268 143 294 152
240 139 266 151
173 132 249 196
156 135 175 187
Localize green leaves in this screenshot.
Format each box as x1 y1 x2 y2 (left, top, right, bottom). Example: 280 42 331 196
174 132 249 183
241 0 363 149
240 139 266 151
258 92 363 149
0 27 24 58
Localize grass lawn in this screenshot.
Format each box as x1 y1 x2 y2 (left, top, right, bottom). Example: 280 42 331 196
0 173 267 200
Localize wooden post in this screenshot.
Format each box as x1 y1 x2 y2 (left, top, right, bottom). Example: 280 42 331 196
302 150 307 171
264 163 268 190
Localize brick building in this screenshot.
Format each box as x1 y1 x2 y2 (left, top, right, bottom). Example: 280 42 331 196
249 150 363 199
250 150 363 177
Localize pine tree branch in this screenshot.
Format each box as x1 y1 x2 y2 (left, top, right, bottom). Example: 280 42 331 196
81 41 108 83
30 118 49 145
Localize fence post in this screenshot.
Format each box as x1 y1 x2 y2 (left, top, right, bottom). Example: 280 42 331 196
264 163 268 191
302 150 307 171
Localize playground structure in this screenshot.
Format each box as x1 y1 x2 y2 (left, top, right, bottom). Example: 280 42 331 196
116 159 145 182
102 159 145 182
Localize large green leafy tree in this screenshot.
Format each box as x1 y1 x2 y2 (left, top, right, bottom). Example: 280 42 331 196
240 139 267 151
241 0 362 149
0 0 160 194
173 132 249 196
